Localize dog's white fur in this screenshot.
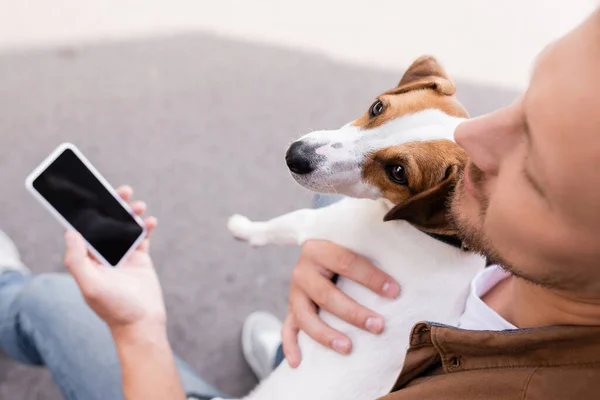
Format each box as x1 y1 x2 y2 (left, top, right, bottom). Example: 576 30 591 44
294 109 465 198
225 110 486 400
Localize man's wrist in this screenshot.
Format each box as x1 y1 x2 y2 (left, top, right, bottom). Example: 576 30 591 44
110 321 187 399
110 322 169 347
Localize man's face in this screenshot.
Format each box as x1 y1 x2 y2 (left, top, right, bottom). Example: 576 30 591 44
451 11 600 294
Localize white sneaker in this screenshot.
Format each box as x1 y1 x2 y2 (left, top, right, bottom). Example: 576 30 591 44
0 230 28 359
242 311 283 381
0 230 28 275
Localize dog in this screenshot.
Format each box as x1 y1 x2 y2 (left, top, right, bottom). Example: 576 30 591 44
225 56 486 400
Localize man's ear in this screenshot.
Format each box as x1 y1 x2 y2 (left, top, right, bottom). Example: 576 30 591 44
383 165 460 235
395 55 456 96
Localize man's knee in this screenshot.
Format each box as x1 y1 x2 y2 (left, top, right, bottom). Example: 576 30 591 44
0 274 88 365
14 273 85 323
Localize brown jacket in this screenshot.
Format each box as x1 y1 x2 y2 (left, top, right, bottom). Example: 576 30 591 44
379 322 600 400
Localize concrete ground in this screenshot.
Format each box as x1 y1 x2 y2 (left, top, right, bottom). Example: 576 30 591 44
0 1 593 399
0 31 518 400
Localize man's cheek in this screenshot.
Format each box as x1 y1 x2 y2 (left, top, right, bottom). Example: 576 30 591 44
485 182 556 269
484 193 529 261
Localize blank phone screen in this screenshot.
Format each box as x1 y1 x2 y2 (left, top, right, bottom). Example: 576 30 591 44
32 149 144 266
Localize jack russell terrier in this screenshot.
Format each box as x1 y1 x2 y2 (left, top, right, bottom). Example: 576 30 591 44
225 56 486 400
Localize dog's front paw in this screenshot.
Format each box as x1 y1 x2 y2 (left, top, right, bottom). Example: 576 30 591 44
228 214 254 240
227 214 268 247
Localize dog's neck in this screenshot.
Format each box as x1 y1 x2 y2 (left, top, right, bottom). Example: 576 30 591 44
380 198 464 251
422 231 464 250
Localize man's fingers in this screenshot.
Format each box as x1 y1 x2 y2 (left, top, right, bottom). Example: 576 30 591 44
116 187 153 239
305 240 400 299
291 288 352 355
136 217 157 253
130 201 147 216
144 216 158 234
295 266 385 334
281 314 301 368
138 239 151 253
116 185 133 202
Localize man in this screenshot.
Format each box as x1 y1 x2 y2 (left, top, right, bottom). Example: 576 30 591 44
250 8 600 399
1 8 600 400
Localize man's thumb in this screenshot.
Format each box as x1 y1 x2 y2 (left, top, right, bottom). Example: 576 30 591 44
64 231 97 285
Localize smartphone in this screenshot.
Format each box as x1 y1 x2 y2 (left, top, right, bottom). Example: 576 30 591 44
25 143 147 267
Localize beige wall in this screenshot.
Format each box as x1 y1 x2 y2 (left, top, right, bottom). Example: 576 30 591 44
0 0 596 89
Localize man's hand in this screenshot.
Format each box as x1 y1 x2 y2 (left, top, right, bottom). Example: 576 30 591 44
64 185 164 332
283 240 401 367
64 185 186 400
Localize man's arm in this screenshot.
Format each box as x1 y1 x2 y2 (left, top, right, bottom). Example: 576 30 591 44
112 325 186 400
62 186 188 400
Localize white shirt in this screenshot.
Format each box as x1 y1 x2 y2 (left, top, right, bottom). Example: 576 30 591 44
457 265 517 330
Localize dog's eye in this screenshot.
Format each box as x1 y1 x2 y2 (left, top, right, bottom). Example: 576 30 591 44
386 165 408 185
369 100 385 118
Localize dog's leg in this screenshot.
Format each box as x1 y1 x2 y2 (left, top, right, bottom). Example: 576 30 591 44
227 209 316 247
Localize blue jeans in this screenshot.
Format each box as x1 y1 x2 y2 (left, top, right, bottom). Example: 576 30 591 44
0 271 226 400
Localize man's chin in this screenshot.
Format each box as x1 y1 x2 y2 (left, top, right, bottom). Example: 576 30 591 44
450 186 492 257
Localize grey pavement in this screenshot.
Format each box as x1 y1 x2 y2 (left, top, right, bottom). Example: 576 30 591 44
0 33 518 399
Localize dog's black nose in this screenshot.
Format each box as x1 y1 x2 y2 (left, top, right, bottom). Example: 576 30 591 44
286 141 315 175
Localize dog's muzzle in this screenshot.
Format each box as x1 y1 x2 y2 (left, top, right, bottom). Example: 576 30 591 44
286 141 319 175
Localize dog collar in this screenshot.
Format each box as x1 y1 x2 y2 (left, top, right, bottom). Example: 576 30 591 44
424 232 466 251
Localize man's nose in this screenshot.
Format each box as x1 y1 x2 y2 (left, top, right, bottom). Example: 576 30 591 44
454 106 520 175
286 141 316 175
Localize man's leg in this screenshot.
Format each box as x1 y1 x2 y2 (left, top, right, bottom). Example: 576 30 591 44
311 194 345 209
0 233 226 400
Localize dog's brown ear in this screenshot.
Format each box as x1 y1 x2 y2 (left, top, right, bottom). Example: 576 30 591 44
399 55 449 84
383 164 460 235
395 56 455 96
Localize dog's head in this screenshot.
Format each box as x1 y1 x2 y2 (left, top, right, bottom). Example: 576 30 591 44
286 56 469 235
